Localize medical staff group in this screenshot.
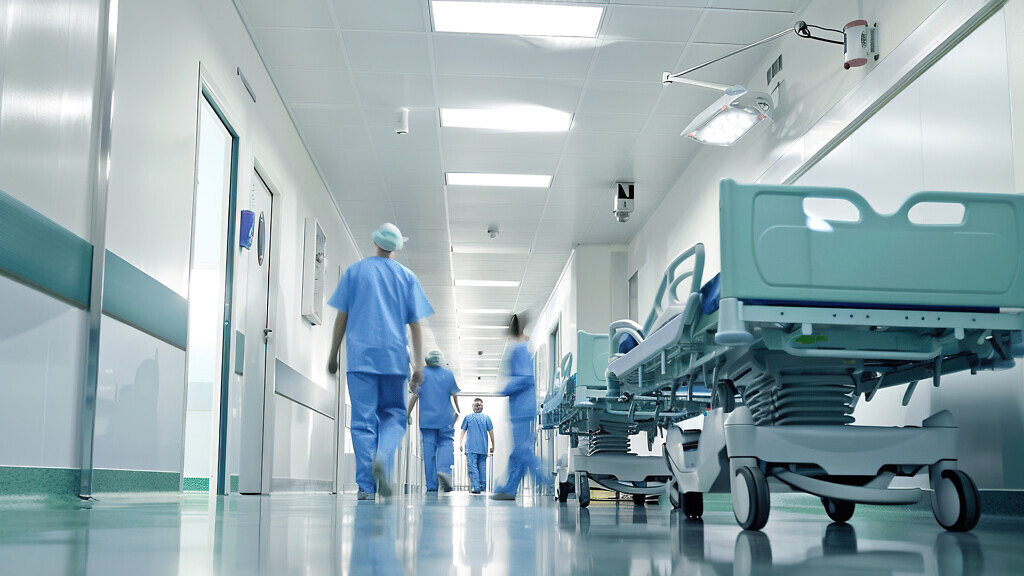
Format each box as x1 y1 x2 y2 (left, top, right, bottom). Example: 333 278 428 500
327 223 547 501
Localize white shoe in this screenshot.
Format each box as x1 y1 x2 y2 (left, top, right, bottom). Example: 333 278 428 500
372 461 392 498
437 473 453 493
357 491 375 501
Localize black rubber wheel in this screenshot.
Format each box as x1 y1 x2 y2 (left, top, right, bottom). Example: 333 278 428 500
632 493 646 506
557 481 571 502
732 466 770 531
683 491 704 519
822 497 856 523
577 474 591 509
668 480 682 509
932 469 981 532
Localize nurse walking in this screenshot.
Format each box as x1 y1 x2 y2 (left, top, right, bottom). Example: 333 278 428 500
327 223 434 500
408 349 460 492
460 398 494 494
491 314 550 501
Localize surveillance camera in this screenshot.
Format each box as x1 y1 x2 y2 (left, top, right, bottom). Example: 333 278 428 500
487 224 499 239
396 108 409 135
613 182 634 223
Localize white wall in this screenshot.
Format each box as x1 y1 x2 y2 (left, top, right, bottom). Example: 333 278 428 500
0 0 365 490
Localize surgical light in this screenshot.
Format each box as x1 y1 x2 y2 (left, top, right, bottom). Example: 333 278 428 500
681 91 774 146
663 20 846 146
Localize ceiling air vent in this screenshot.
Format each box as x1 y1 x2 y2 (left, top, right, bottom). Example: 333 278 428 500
766 54 783 86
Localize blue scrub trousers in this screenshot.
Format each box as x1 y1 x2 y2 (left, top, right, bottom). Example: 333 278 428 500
466 452 488 492
421 427 455 490
495 419 549 495
348 372 408 493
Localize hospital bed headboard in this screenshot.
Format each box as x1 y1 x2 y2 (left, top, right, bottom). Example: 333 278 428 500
719 179 1024 308
576 331 609 390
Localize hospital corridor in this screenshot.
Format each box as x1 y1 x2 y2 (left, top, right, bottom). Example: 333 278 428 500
2 0 1024 574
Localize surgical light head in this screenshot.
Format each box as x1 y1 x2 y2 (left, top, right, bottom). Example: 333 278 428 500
372 222 408 252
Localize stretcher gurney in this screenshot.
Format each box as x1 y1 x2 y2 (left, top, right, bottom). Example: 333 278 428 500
619 180 1024 531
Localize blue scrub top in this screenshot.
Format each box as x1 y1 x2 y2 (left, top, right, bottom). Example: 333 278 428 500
502 341 536 422
461 412 493 454
327 256 434 375
418 366 459 429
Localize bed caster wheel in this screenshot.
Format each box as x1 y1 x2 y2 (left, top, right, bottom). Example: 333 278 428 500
576 475 590 508
668 480 682 509
821 497 855 523
732 466 769 530
557 482 572 503
932 469 980 532
632 493 646 506
683 491 704 519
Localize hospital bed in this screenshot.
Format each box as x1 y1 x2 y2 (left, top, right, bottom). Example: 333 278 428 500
615 179 1024 531
539 251 718 506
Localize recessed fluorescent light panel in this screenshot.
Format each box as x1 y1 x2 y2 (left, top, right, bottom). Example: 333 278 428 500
446 173 551 188
432 1 603 38
441 107 572 132
452 244 531 254
454 279 521 287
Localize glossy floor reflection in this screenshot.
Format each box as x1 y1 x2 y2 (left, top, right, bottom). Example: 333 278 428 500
0 491 1020 575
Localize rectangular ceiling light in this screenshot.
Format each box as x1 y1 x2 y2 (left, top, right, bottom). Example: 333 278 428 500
460 309 513 314
454 279 520 287
451 244 531 254
446 173 551 188
432 1 603 38
441 107 572 132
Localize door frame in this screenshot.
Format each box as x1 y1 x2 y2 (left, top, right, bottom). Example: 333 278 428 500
180 69 240 496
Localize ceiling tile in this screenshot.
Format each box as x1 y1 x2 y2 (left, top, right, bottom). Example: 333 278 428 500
343 31 432 74
563 130 639 157
291 106 364 126
632 132 701 159
602 5 702 42
271 69 358 106
329 0 428 32
253 28 346 70
553 154 624 189
239 0 334 28
590 41 685 83
340 200 395 222
432 34 596 79
447 187 548 207
691 9 798 45
352 72 435 109
436 76 584 111
441 130 567 155
708 0 803 12
671 42 775 88
388 185 445 202
576 80 661 115
298 121 372 151
444 150 559 175
571 112 648 134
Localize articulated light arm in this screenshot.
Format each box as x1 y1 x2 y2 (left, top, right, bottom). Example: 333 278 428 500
662 21 840 87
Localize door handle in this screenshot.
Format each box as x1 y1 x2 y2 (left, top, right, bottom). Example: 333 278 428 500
263 328 273 343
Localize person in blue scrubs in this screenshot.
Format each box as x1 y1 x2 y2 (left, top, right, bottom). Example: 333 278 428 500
460 398 494 494
407 349 460 493
326 223 434 500
491 313 551 500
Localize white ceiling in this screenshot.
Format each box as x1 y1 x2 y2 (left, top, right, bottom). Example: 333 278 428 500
233 0 808 391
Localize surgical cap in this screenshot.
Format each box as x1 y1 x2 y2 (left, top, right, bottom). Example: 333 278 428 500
425 349 444 367
372 222 408 252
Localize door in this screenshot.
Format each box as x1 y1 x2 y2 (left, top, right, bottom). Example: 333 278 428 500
239 170 274 494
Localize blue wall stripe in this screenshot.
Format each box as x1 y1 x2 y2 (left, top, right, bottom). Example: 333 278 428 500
0 189 92 307
102 251 188 350
275 359 336 419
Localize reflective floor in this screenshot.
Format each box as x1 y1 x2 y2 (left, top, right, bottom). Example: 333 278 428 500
0 490 1019 575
